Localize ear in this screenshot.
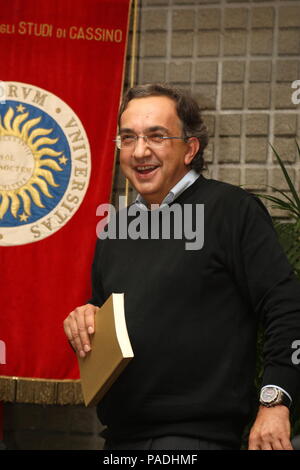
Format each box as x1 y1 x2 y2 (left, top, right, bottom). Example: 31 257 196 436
184 137 200 166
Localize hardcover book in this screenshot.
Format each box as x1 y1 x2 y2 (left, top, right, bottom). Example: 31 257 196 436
78 293 134 406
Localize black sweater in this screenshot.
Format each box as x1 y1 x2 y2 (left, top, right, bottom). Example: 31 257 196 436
89 176 300 447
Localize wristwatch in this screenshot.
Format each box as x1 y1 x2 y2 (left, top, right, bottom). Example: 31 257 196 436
260 386 291 409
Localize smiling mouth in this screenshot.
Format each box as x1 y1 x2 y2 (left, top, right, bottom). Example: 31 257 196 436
134 165 160 175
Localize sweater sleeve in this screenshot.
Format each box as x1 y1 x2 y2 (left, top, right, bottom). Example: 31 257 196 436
86 238 105 308
230 192 300 403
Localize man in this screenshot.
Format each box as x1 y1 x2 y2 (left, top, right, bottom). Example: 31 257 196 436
63 83 300 450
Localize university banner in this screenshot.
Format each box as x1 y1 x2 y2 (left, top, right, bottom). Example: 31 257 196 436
0 0 131 404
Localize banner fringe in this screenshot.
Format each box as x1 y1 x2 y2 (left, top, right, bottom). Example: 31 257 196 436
0 377 84 405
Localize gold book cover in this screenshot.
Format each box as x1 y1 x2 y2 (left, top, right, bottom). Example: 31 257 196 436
78 293 134 406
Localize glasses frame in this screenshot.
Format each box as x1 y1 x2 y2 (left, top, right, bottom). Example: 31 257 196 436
114 134 189 150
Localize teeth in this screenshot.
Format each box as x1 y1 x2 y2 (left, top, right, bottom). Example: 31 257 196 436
136 166 157 171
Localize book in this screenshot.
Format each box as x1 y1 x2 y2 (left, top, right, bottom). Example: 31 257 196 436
78 293 134 407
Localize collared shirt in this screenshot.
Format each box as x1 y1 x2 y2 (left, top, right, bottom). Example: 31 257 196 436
134 169 200 210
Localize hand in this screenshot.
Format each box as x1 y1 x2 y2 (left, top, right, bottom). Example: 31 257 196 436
248 405 293 450
63 304 98 358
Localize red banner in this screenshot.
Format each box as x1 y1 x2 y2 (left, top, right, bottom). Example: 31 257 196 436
0 0 131 388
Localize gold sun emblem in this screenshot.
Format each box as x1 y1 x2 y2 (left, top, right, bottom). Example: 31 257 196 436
0 106 63 221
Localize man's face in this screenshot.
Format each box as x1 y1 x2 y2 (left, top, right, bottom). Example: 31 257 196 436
119 96 198 206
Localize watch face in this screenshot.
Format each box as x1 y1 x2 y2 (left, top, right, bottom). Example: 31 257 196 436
261 387 279 403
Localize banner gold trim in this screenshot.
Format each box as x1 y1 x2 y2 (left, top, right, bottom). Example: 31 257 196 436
0 376 83 405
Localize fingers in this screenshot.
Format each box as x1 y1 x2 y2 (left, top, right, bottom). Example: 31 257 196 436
248 405 293 451
85 307 95 335
249 440 292 450
248 433 294 450
248 435 264 450
70 313 87 358
63 304 97 358
280 438 294 450
64 322 76 352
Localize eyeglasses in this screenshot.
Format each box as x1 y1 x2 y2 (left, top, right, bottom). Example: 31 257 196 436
114 134 188 150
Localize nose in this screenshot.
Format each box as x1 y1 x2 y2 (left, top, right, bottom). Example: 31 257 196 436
132 136 151 159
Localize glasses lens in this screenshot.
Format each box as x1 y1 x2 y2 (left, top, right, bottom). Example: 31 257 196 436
147 134 164 146
115 134 183 149
115 137 121 149
122 135 136 148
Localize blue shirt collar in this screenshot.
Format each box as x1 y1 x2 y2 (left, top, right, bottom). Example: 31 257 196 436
135 169 200 210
